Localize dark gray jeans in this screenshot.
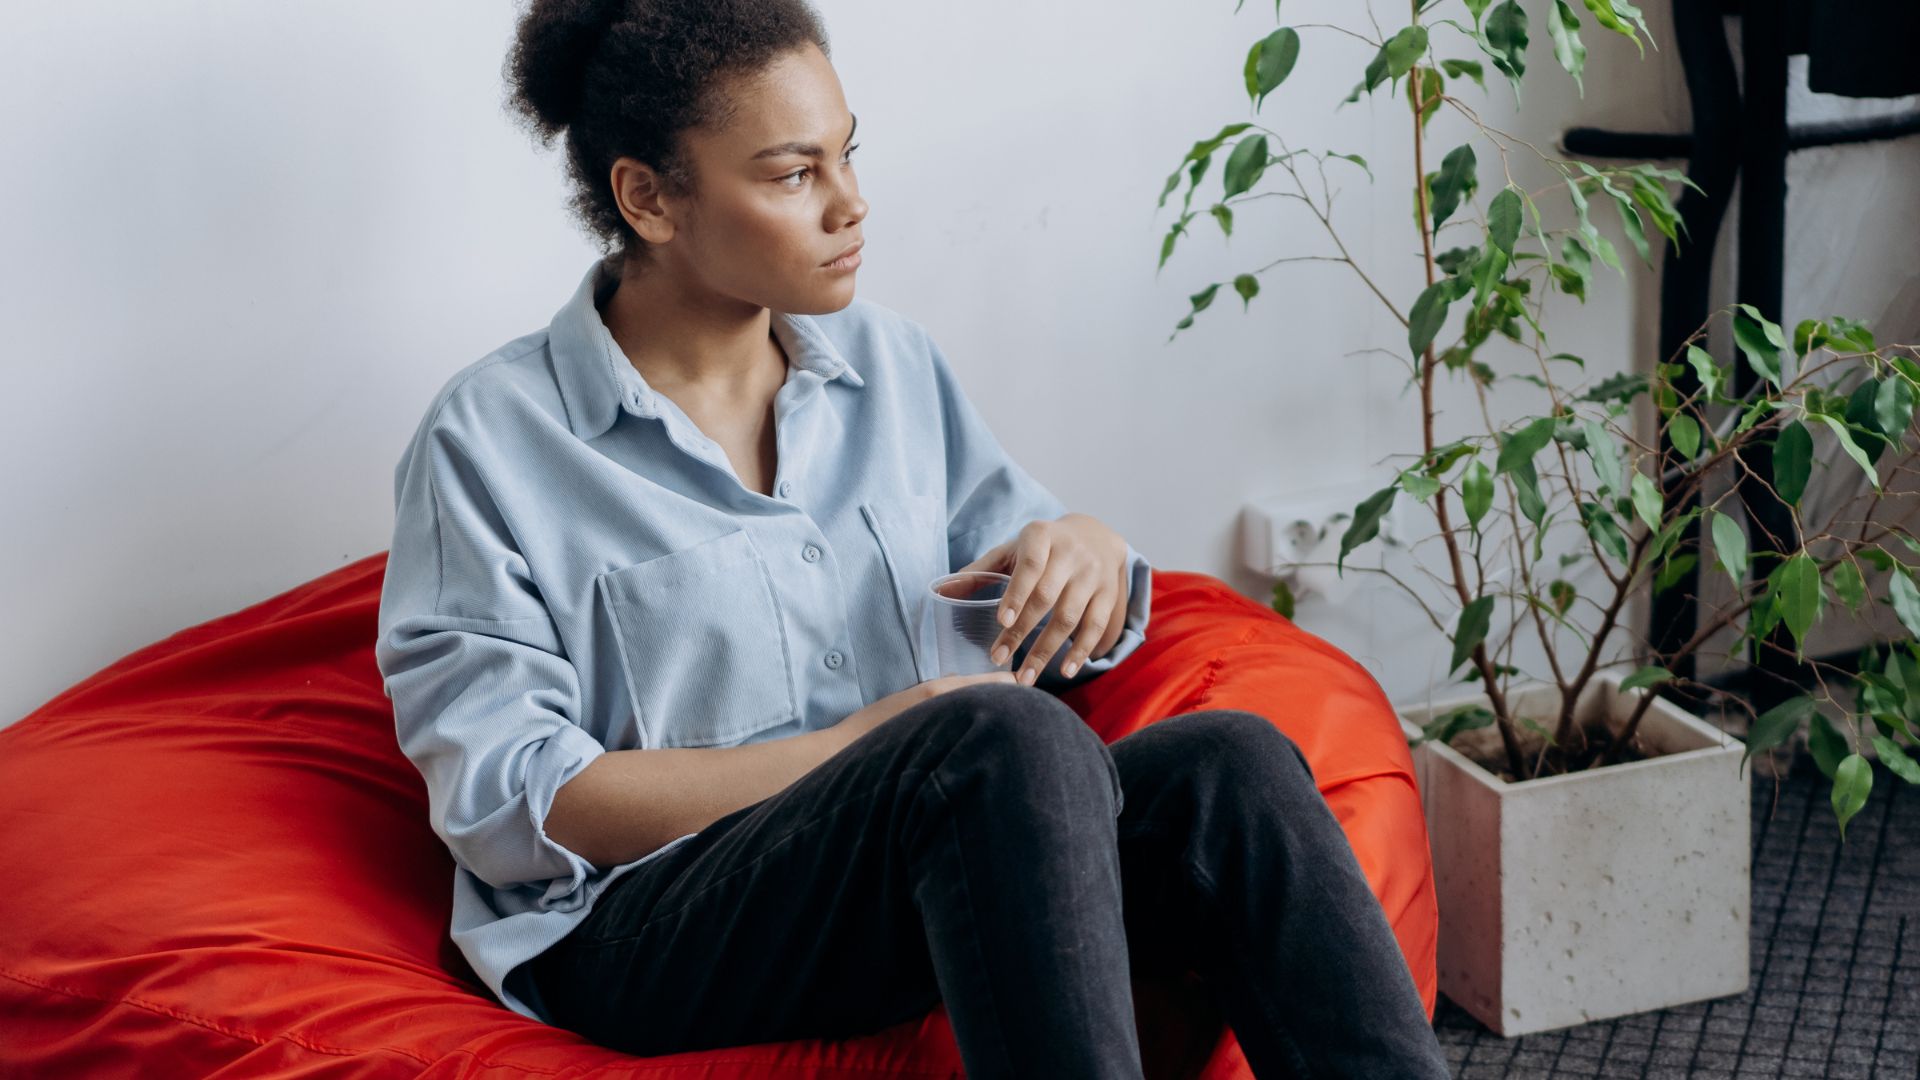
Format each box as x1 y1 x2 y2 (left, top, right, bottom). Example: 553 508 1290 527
526 681 1449 1079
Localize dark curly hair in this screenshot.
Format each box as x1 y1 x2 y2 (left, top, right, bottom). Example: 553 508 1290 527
504 0 832 267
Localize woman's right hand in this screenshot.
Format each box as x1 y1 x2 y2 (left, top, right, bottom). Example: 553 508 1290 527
833 670 1021 746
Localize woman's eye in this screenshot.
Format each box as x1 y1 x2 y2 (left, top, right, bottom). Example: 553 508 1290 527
780 143 860 188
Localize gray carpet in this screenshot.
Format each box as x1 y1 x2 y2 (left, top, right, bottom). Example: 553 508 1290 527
1430 745 1920 1078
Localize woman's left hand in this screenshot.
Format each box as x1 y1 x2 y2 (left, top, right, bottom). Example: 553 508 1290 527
954 512 1131 686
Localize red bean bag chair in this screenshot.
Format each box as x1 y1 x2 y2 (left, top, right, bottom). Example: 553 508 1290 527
0 554 1436 1078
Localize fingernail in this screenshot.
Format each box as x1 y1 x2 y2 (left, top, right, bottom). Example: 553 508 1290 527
1063 660 1080 677
991 644 1009 665
1000 607 1015 627
1020 666 1037 685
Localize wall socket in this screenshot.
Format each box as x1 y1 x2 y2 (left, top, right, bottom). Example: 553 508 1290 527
1239 482 1412 605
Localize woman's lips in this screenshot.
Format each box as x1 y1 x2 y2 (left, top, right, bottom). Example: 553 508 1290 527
822 242 864 271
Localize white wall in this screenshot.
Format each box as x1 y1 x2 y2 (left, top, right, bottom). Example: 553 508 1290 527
5 1 1909 729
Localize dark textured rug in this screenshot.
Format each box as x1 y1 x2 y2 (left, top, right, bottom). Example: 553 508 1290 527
1431 746 1919 1079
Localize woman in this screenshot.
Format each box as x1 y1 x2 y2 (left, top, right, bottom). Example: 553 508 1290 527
373 1 1450 1076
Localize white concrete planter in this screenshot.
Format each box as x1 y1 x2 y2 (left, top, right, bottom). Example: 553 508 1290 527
1397 671 1752 1036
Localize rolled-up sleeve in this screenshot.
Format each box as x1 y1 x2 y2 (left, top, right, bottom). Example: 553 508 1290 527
922 326 1152 692
374 422 606 906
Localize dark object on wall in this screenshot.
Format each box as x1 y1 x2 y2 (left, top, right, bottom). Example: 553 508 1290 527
1790 0 1920 100
1560 0 1920 716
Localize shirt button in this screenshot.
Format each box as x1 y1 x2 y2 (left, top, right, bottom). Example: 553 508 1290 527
778 479 794 497
802 544 821 563
824 650 844 670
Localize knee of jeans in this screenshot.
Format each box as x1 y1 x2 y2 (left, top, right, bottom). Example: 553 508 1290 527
1181 710 1319 791
932 682 1121 805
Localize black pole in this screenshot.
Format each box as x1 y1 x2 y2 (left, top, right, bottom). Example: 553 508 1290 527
1647 0 1745 713
1729 0 1805 716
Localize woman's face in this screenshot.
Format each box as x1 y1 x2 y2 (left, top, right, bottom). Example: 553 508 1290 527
613 44 869 316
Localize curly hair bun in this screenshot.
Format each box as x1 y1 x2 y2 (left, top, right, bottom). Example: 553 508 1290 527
507 0 626 137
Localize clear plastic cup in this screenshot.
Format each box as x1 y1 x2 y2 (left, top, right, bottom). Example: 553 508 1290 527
924 571 1015 677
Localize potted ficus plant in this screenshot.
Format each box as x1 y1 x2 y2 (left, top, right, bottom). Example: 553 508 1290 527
1155 0 1920 1037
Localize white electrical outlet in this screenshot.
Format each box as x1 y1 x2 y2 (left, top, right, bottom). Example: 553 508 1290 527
1239 482 1410 605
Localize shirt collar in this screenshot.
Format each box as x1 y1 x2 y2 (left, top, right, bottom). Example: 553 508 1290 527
548 256 865 441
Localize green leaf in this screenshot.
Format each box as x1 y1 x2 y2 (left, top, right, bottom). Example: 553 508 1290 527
1620 664 1673 692
1582 419 1623 495
1409 280 1453 358
1732 303 1786 387
1328 151 1372 180
1684 345 1722 402
1415 703 1494 748
1832 754 1872 841
1888 567 1920 640
1712 507 1758 584
1772 553 1824 658
1488 188 1523 255
1429 144 1478 232
1160 123 1252 211
1874 375 1915 440
1579 371 1647 404
1869 734 1920 784
1251 28 1301 109
1548 578 1575 614
1808 711 1849 780
1772 420 1812 505
1669 411 1700 458
1450 595 1495 674
1814 415 1881 491
1383 24 1430 81
1463 459 1493 532
1628 470 1663 531
1337 484 1398 575
1627 168 1684 244
1512 458 1546 529
1485 0 1531 91
1795 317 1831 358
1232 272 1258 309
1557 233 1593 300
1743 695 1814 771
1422 439 1475 476
1471 243 1509 311
1270 576 1295 620
1440 57 1485 87
1349 25 1431 103
1646 506 1700 569
1654 552 1698 595
1583 500 1629 563
1399 469 1442 501
1409 65 1445 130
1496 416 1557 476
1546 0 1586 95
1221 135 1270 199
1829 316 1876 353
1833 558 1867 612
1582 0 1647 52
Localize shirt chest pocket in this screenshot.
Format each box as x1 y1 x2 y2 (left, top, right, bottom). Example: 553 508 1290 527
859 493 949 683
596 529 800 749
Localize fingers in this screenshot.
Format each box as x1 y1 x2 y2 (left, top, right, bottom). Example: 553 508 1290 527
988 525 1054 663
1011 569 1101 686
1047 576 1118 681
1060 565 1127 678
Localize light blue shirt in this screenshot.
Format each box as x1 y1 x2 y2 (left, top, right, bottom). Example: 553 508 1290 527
374 257 1153 1024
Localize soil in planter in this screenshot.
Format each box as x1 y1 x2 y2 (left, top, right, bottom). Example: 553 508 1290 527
1450 712 1657 783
